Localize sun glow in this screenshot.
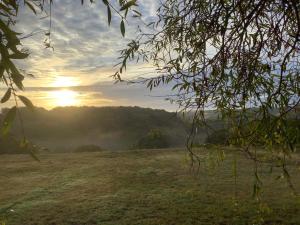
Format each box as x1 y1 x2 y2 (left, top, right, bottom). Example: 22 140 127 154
52 76 79 87
48 90 80 107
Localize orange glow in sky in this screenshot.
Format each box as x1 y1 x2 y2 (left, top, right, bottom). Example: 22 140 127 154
48 90 80 107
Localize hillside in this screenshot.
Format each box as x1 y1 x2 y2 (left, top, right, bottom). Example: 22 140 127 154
2 106 298 153
0 106 189 151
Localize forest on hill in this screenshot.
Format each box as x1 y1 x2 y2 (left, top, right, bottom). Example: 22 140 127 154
0 106 190 152
1 106 298 154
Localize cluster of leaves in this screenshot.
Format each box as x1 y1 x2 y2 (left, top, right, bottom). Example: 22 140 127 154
0 134 40 157
88 0 140 37
0 0 38 140
106 0 140 36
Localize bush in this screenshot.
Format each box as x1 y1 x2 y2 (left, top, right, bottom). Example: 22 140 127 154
0 136 39 154
73 144 102 153
136 129 169 149
205 129 229 145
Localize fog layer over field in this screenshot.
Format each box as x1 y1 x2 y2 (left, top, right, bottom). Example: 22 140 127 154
1 106 190 151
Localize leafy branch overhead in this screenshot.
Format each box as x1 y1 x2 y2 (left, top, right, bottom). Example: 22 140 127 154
100 0 139 36
114 0 300 187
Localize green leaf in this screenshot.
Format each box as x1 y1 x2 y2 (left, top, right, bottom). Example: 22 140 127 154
107 5 111 25
1 88 11 103
9 51 29 59
7 60 24 90
20 138 29 149
25 1 37 15
11 72 24 90
9 0 18 10
18 95 34 110
1 106 17 136
132 9 141 17
20 138 40 161
120 20 125 37
0 63 5 78
102 0 109 5
120 0 137 11
28 149 40 162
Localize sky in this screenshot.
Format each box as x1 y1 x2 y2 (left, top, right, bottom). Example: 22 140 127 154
0 0 178 111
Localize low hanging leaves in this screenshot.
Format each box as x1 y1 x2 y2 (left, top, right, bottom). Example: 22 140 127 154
107 5 111 25
20 138 40 162
7 60 25 90
132 9 141 17
102 0 109 5
120 20 125 37
28 148 40 162
11 73 24 90
24 1 37 15
120 0 137 11
1 88 11 103
18 95 34 111
1 106 17 136
9 51 29 59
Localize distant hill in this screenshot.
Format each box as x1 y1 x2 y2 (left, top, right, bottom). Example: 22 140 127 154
2 106 298 153
0 106 189 151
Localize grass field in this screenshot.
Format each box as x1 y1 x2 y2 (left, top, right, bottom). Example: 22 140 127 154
0 148 299 225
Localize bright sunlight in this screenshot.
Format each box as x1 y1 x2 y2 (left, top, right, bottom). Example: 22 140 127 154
48 90 80 107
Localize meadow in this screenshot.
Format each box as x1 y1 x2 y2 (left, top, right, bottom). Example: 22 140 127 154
0 148 299 225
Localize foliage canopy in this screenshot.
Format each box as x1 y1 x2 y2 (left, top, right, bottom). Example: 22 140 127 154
115 0 300 162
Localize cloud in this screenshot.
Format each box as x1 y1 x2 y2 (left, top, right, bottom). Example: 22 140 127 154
14 0 157 83
1 1 178 111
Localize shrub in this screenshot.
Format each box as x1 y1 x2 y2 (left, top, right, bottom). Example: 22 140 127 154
205 129 229 145
136 129 169 149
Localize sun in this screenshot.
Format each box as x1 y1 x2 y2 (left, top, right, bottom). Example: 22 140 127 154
48 90 80 107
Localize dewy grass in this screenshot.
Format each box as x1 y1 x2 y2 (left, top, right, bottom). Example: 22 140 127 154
0 149 299 225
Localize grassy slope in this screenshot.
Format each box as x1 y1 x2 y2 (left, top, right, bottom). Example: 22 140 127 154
0 149 299 225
